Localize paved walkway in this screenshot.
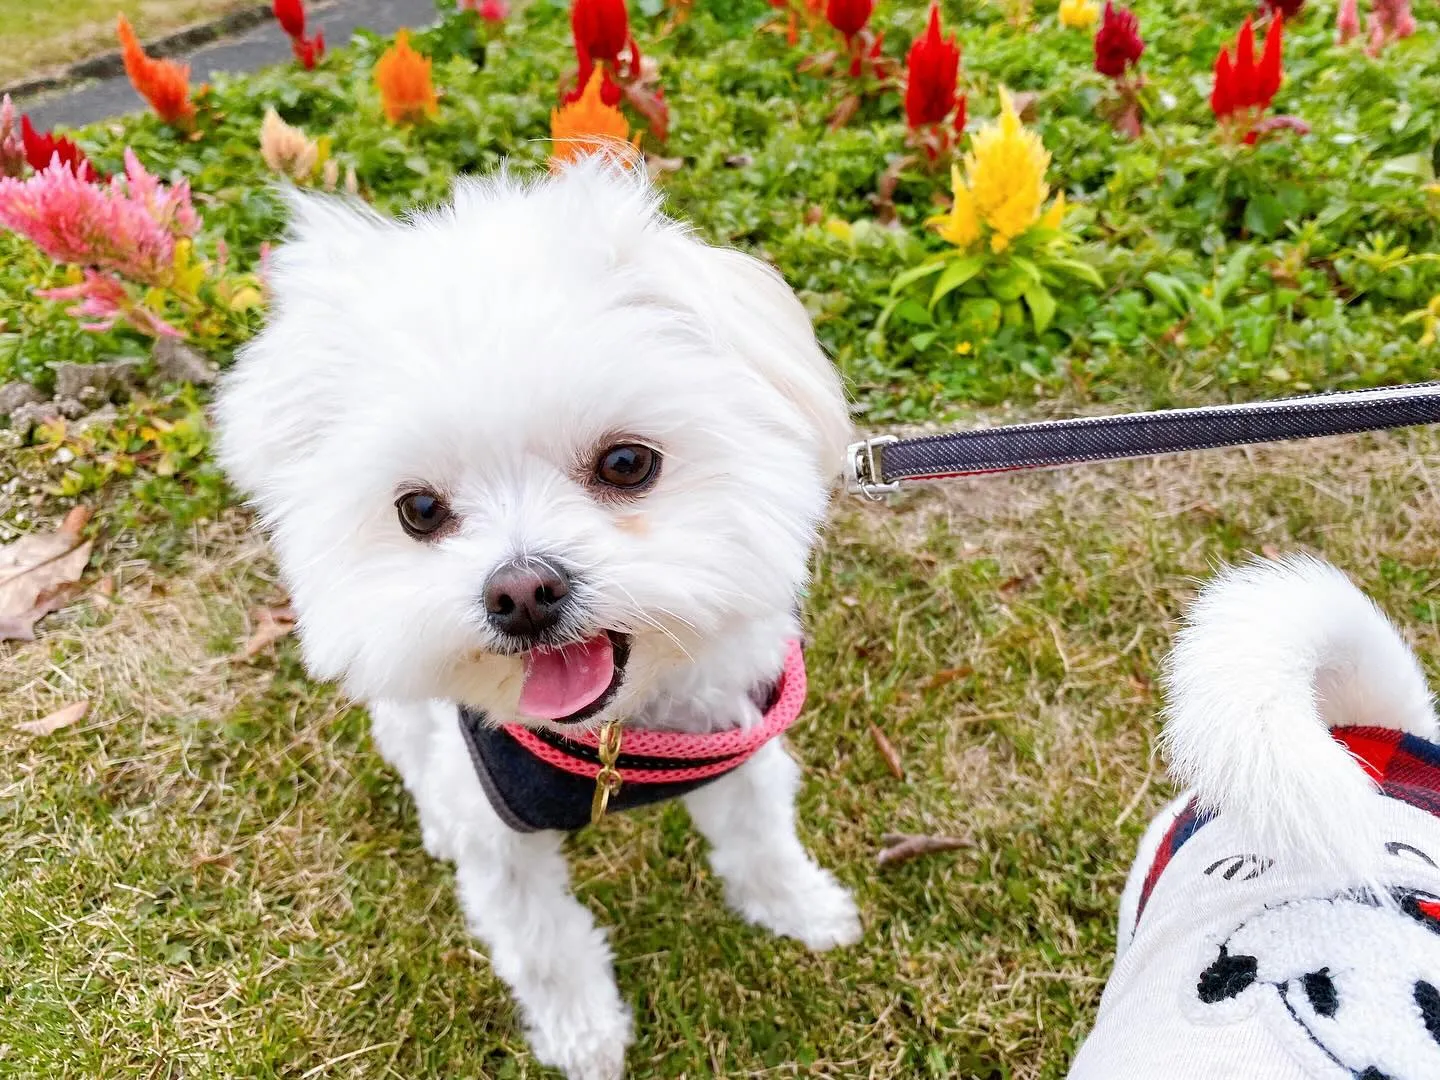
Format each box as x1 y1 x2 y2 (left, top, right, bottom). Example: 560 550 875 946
19 0 439 130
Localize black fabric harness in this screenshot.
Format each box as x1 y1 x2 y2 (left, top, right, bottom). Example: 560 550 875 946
458 690 782 833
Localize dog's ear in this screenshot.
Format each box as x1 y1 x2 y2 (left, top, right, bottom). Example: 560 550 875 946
664 242 853 484
214 190 394 507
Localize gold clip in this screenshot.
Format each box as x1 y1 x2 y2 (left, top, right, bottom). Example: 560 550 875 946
590 719 624 825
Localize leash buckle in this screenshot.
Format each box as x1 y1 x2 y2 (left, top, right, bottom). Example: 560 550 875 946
590 720 624 824
844 436 900 499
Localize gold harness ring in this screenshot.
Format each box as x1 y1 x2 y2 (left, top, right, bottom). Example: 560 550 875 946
590 719 624 825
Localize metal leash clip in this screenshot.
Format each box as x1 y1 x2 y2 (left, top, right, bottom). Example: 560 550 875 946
590 720 624 824
843 435 900 500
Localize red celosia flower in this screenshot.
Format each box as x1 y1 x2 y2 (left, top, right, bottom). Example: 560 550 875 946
292 31 325 69
572 0 631 68
1211 16 1283 121
273 0 306 37
20 117 97 181
1093 2 1143 78
904 5 961 128
117 15 196 128
273 0 325 69
563 66 623 107
1266 0 1303 18
825 0 874 41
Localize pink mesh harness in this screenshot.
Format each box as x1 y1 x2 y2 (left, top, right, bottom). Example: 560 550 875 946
503 639 807 784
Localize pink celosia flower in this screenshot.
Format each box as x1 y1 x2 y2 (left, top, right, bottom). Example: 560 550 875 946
1366 0 1415 53
38 270 183 337
461 0 510 19
0 149 200 337
0 95 25 178
0 148 198 285
1336 0 1360 41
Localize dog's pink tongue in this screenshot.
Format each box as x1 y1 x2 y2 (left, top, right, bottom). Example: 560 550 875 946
518 635 615 721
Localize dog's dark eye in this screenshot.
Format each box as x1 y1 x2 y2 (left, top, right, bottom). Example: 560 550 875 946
595 444 661 492
396 491 452 538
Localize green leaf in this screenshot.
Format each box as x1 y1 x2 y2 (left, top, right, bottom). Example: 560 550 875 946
1008 256 1043 285
987 264 1031 303
1022 284 1057 334
1192 293 1224 330
928 256 987 309
1143 272 1190 316
955 298 1003 339
1243 194 1288 239
1047 257 1104 287
892 299 935 327
889 260 947 296
1214 245 1253 305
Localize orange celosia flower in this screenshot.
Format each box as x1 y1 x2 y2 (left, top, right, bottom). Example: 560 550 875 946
117 15 195 129
374 30 438 125
549 67 639 168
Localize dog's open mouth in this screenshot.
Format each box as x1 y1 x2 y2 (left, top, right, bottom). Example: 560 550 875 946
517 631 630 725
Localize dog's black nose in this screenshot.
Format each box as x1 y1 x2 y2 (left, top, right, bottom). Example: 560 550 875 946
484 558 572 639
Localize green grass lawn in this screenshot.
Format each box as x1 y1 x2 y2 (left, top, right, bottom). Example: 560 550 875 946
7 428 1440 1077
0 0 254 86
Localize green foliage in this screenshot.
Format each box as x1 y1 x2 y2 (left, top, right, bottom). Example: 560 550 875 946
884 217 1102 351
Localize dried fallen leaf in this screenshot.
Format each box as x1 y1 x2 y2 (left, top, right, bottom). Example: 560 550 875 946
997 573 1034 596
868 723 905 780
1261 543 1283 560
0 506 93 642
921 665 974 691
1010 91 1039 122
876 832 970 868
644 154 685 179
17 700 89 736
237 604 297 660
827 92 861 131
91 573 117 608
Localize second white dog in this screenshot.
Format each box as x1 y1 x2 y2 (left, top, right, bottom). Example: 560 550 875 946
216 157 860 1078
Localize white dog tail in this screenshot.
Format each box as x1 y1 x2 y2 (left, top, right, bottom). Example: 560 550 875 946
1160 555 1437 871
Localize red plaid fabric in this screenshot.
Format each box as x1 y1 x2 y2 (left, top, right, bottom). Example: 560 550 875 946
1134 725 1440 924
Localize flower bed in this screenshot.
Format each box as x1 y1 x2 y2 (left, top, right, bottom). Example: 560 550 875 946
1 0 1436 427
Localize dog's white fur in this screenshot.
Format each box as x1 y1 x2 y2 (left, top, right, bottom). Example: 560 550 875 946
215 158 860 1079
1161 555 1438 876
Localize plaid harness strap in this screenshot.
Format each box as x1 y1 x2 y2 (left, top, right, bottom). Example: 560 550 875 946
1135 726 1440 924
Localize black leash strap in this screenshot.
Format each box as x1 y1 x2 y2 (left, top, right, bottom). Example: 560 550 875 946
845 382 1440 498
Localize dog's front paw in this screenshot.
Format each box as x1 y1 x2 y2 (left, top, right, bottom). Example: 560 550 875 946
727 862 862 952
524 992 633 1080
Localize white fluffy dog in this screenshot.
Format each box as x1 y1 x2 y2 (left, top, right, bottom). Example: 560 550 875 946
215 157 861 1078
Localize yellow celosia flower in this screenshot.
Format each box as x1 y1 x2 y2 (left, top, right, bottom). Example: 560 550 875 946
928 165 982 250
1039 190 1066 230
260 108 320 181
549 68 639 169
964 88 1050 250
1419 295 1440 348
1058 0 1100 29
